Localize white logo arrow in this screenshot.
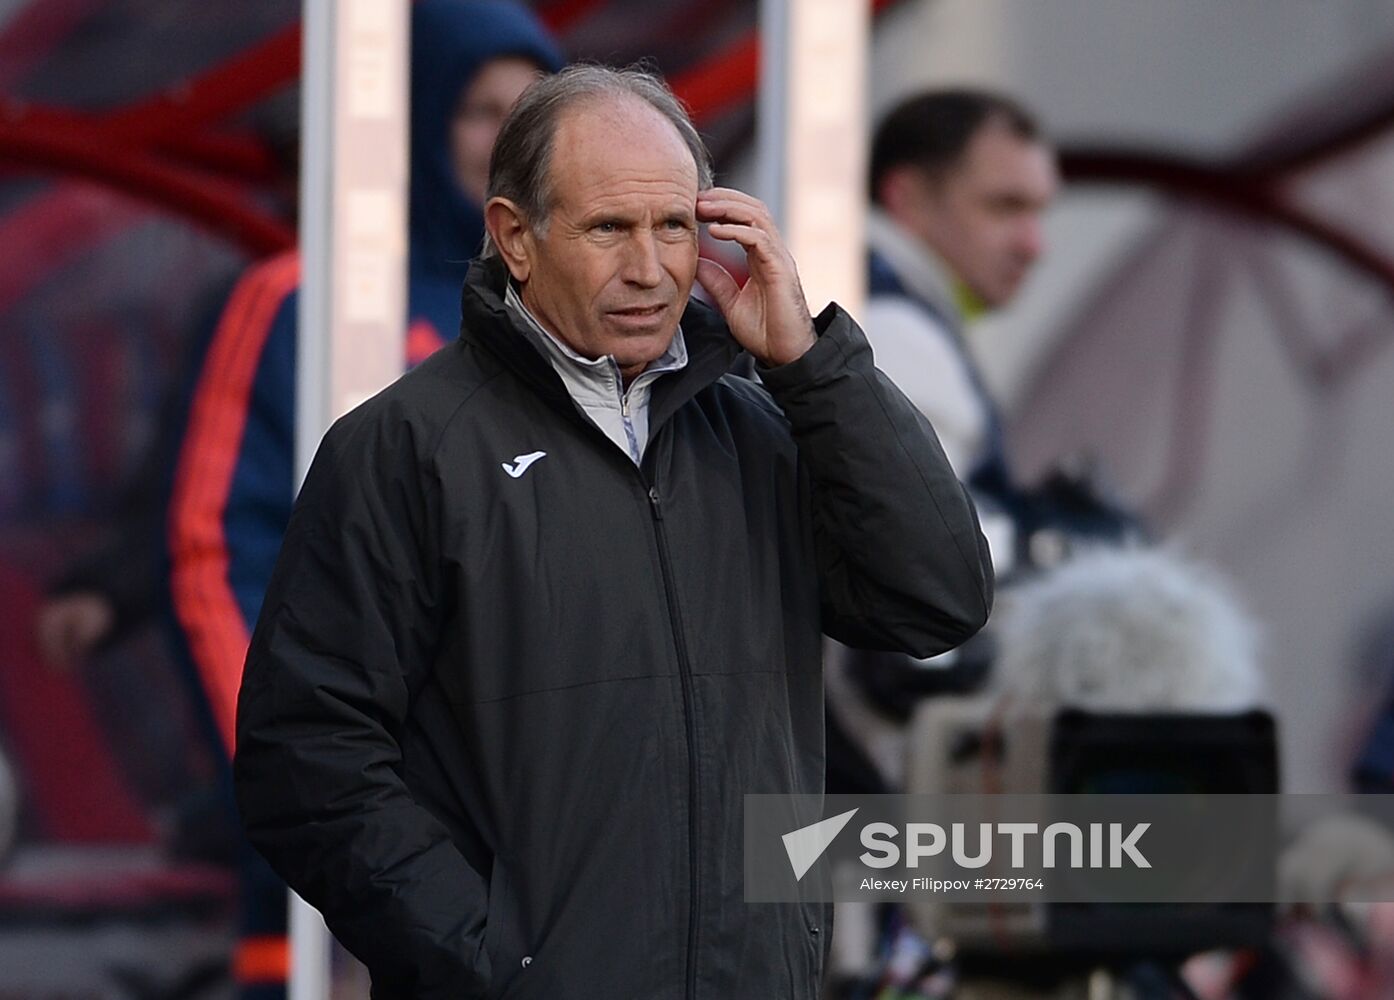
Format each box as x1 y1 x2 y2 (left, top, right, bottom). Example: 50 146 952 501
502 451 547 479
782 808 859 881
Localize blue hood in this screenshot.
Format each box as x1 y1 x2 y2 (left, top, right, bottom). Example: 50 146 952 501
409 0 563 282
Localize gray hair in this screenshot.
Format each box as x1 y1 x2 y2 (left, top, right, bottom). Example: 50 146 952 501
480 64 713 258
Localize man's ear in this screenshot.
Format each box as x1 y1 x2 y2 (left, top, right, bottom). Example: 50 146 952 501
484 197 533 282
879 166 930 220
879 166 941 240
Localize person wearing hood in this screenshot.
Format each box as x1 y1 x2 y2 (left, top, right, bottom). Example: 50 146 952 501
167 3 563 996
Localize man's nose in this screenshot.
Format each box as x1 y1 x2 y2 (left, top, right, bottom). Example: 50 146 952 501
1016 216 1046 263
621 232 664 287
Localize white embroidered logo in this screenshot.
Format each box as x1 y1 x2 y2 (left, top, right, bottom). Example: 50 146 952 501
501 451 547 479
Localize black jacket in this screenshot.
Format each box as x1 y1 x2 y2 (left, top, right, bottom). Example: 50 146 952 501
234 256 993 999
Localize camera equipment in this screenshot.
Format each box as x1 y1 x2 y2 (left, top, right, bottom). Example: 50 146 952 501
906 700 1278 964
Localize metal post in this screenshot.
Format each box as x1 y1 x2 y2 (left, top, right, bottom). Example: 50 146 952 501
296 0 408 483
761 0 871 979
293 1 409 997
756 0 790 224
758 0 868 317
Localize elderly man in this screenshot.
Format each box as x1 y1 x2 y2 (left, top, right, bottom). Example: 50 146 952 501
234 66 991 999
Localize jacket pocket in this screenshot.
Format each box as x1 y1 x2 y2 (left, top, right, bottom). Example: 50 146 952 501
484 864 529 999
801 900 831 997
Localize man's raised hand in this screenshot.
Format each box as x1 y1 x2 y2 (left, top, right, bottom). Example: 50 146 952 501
695 187 817 367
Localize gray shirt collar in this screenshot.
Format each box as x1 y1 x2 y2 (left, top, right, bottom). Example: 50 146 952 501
504 280 688 386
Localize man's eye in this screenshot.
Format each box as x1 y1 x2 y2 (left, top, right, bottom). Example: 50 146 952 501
594 221 619 234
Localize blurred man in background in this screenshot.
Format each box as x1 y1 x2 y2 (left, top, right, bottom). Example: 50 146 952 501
865 88 1057 492
167 3 562 997
828 89 1060 795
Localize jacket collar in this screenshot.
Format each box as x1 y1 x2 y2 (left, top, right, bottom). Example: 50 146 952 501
459 255 746 438
866 207 961 322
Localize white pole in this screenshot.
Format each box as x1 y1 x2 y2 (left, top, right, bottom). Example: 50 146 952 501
296 0 409 479
293 1 409 997
762 0 872 980
296 0 332 488
787 0 868 318
756 0 790 225
761 0 868 318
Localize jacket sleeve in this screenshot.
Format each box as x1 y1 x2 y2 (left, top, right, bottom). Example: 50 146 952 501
233 404 492 999
168 251 302 756
759 303 994 657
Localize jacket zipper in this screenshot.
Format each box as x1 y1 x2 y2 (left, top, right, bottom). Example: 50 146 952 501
646 483 700 1000
541 382 702 997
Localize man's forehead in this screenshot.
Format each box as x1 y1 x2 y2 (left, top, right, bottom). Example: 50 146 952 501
549 95 699 194
942 124 1057 201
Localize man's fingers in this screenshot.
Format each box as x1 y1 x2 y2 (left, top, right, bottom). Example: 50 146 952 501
700 186 768 210
35 595 113 669
697 198 777 234
706 222 778 261
695 257 740 317
698 188 779 232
